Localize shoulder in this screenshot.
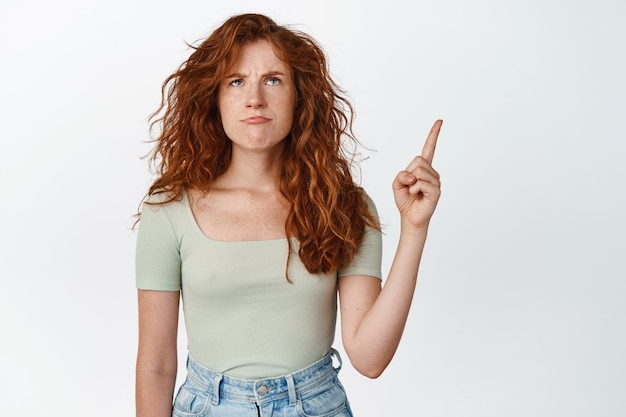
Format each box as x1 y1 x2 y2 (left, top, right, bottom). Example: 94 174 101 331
142 190 183 206
141 191 188 214
358 187 378 214
138 191 191 233
354 187 380 229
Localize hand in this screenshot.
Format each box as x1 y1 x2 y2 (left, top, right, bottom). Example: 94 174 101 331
392 119 442 231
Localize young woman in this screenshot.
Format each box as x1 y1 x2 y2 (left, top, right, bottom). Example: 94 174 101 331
135 13 442 417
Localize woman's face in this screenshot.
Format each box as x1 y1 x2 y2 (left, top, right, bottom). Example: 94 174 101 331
218 40 296 157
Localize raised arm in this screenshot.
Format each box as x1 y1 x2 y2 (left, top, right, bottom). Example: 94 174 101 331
136 289 180 417
338 119 442 378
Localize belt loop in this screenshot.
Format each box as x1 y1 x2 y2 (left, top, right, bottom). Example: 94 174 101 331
212 373 223 406
330 348 342 372
286 374 296 406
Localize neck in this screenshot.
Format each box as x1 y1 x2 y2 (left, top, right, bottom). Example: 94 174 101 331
220 148 283 192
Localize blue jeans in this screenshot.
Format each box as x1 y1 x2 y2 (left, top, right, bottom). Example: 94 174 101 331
172 348 353 417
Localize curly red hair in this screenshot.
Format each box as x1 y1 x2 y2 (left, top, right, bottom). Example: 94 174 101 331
143 13 379 274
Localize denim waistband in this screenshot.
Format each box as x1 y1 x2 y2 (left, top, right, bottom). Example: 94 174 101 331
185 349 343 406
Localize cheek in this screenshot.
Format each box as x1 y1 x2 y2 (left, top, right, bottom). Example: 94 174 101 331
217 88 235 116
284 93 297 124
218 98 238 129
281 102 295 131
217 99 236 135
217 94 227 117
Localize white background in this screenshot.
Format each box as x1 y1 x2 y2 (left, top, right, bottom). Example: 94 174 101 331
1 0 625 416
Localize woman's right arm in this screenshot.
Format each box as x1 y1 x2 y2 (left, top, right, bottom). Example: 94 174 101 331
136 289 180 417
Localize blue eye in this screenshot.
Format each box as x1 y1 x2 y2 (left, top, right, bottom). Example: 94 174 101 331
266 77 280 85
230 79 243 86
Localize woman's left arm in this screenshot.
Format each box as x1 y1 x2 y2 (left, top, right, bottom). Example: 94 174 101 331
338 120 442 378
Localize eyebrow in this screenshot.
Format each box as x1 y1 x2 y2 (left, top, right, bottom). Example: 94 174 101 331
224 70 288 79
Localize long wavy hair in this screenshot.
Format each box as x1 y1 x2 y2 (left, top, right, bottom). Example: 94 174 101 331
142 13 379 275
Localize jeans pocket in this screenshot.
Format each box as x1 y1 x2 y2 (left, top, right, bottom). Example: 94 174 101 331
172 378 211 417
296 381 352 417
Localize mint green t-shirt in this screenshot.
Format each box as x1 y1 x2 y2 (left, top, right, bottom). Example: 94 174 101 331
135 192 382 379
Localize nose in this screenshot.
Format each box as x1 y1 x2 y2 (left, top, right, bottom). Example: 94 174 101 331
245 83 266 109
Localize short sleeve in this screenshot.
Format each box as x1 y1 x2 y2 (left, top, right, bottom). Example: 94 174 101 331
338 193 383 280
135 199 182 291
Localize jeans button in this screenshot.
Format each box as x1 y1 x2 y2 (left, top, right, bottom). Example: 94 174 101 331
257 385 268 396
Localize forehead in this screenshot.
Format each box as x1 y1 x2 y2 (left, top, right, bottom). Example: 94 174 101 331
229 40 290 72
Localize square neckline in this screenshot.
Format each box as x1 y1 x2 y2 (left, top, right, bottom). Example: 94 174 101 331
181 191 289 245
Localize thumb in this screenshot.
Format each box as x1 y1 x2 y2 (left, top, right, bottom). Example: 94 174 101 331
392 171 416 192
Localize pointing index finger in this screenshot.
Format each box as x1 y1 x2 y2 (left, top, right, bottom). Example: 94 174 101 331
421 119 443 165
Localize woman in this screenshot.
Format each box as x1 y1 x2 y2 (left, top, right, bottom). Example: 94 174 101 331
135 13 442 417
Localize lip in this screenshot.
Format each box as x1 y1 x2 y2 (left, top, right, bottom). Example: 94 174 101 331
243 116 270 124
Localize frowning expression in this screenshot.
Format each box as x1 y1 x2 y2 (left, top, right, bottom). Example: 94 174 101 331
218 40 296 156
